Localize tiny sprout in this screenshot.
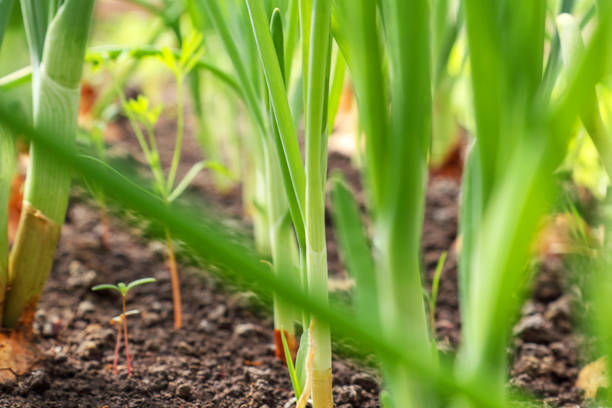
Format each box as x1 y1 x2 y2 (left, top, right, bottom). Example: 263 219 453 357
92 278 155 375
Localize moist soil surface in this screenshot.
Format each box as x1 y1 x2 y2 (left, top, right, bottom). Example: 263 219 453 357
0 140 587 407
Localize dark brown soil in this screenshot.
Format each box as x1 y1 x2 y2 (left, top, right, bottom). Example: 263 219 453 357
0 118 588 406
510 257 584 407
0 197 381 408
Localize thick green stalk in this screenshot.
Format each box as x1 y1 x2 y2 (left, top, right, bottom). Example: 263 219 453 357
4 0 95 329
266 138 299 354
253 143 271 255
462 0 501 205
457 2 612 405
268 8 299 357
303 1 332 406
377 0 433 406
0 126 15 325
0 0 16 327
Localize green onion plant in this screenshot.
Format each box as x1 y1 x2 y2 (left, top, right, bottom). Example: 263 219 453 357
457 1 612 405
197 0 306 365
2 0 95 330
331 0 435 405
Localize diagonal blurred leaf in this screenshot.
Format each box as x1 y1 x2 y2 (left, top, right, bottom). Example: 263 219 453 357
330 174 377 329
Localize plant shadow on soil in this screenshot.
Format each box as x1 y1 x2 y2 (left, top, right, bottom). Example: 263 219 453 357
0 118 589 407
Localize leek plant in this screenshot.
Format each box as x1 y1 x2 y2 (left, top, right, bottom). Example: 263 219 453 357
456 1 612 405
242 1 337 404
201 0 341 403
197 0 307 364
1 0 95 330
331 0 434 405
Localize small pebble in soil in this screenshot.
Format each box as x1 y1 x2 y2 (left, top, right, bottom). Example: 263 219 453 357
148 240 166 257
545 295 572 325
151 301 163 311
143 311 161 326
533 262 563 302
77 300 96 316
76 340 101 359
22 370 50 394
176 382 193 400
234 323 260 337
145 339 160 352
198 318 212 332
208 304 227 320
177 341 196 355
335 385 360 404
350 372 379 392
67 261 97 289
244 366 271 382
513 314 557 344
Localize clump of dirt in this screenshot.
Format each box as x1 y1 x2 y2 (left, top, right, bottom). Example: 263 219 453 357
510 257 584 407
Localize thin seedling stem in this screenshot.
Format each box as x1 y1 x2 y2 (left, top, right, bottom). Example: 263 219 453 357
121 296 132 375
167 75 184 192
165 228 182 329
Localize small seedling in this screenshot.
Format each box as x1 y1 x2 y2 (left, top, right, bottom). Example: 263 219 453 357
92 277 156 376
110 310 139 375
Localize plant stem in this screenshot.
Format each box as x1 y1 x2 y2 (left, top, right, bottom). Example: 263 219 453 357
165 228 182 329
166 74 184 193
304 1 333 406
121 295 132 375
266 139 298 358
0 125 15 326
4 0 95 329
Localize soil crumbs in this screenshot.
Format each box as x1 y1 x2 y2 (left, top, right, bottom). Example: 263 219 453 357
0 157 587 407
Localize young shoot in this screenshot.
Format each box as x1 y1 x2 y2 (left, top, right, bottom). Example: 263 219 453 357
106 32 222 329
429 251 447 340
92 277 155 376
280 330 302 400
110 310 140 375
